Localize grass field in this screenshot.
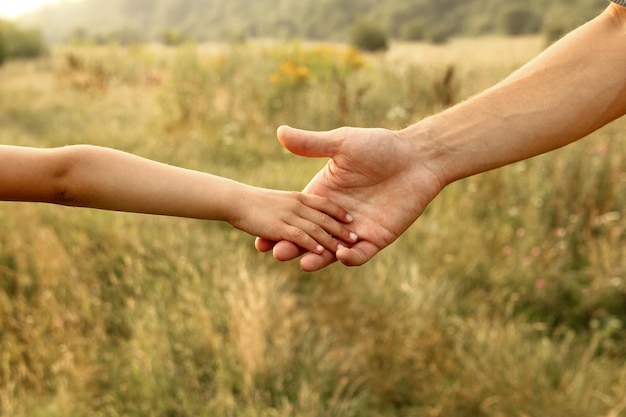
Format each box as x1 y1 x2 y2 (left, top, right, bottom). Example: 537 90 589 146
1 36 626 417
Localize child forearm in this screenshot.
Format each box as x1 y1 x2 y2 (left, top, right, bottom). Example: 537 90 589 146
48 145 237 220
0 144 357 253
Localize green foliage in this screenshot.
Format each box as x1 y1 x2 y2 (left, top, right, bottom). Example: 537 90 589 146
400 19 425 41
20 0 608 45
0 19 47 63
161 29 189 46
425 24 452 45
0 31 5 65
500 5 542 36
349 19 388 52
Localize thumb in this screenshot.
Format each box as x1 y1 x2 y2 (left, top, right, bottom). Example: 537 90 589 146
277 125 342 158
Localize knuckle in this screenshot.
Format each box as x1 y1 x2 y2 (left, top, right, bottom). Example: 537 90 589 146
291 228 307 241
308 223 325 237
313 210 332 225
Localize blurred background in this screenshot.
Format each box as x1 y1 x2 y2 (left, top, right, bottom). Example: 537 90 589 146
1 1 626 417
0 0 612 49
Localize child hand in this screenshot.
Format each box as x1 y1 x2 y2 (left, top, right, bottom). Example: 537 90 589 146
229 188 358 256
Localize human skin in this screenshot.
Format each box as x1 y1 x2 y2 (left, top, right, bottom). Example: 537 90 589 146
0 144 358 254
256 4 626 271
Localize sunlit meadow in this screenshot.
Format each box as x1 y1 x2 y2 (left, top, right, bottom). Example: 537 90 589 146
1 36 625 417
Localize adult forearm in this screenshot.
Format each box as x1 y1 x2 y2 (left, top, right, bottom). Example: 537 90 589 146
405 5 626 187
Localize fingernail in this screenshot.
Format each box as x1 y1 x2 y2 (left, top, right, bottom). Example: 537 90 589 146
349 232 358 242
316 245 324 254
337 244 345 251
346 214 354 222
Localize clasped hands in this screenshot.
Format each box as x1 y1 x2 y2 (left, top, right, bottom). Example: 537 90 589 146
255 124 444 272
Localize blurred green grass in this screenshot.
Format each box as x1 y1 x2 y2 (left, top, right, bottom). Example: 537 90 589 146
0 37 625 417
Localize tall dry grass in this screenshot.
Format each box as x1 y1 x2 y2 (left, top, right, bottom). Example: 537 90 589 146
0 37 625 417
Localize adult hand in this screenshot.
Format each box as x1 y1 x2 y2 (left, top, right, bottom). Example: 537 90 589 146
255 125 445 271
256 5 626 272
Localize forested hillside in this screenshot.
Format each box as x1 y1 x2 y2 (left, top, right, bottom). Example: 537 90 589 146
21 0 609 44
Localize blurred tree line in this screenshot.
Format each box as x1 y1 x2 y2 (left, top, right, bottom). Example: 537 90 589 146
0 19 47 64
20 0 609 46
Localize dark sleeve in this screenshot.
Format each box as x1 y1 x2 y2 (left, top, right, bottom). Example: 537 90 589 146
610 0 626 6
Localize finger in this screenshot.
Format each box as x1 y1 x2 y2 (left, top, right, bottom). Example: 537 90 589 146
289 217 354 254
296 204 358 250
273 240 307 262
277 125 342 159
299 250 339 272
300 193 354 224
283 224 339 255
336 241 380 266
255 237 276 253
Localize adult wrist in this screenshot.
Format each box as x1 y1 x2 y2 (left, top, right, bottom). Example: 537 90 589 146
397 116 455 190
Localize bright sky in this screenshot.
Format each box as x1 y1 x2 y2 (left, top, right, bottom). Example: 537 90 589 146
0 0 60 18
